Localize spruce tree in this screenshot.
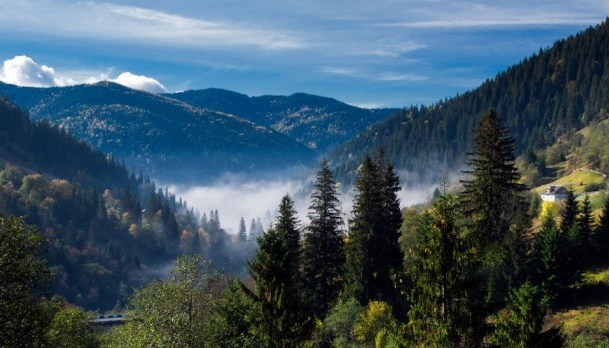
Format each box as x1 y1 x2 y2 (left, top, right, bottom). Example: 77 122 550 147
578 194 594 257
238 217 247 242
460 108 528 244
560 190 578 234
275 194 301 280
595 196 609 262
344 150 403 307
459 108 529 308
406 192 477 346
344 155 381 304
301 158 345 318
243 226 308 347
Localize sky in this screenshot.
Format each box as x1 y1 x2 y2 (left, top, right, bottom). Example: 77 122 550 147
0 1 607 108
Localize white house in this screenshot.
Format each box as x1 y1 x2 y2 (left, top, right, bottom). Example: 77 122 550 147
540 185 569 202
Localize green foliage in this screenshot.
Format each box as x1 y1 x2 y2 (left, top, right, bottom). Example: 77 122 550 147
595 196 609 262
331 20 609 186
105 255 222 348
320 298 364 348
353 301 396 348
301 158 345 318
460 109 528 244
344 151 404 307
45 300 99 348
0 215 51 348
406 192 478 347
205 280 262 348
487 282 563 348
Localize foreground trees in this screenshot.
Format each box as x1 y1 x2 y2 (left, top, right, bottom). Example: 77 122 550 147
0 215 51 348
344 149 403 307
105 256 222 348
405 192 476 346
301 158 345 318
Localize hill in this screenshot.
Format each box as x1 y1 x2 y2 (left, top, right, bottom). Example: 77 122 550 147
0 82 317 184
0 98 256 311
330 19 609 186
167 89 397 153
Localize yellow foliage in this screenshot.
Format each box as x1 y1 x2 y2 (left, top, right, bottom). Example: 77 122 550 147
540 201 558 219
353 301 393 347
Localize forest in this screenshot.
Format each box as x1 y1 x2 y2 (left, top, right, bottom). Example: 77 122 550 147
3 108 609 347
331 19 609 186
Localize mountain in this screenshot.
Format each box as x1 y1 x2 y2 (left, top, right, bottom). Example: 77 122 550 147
168 89 398 153
0 97 259 311
330 19 609 185
0 82 316 184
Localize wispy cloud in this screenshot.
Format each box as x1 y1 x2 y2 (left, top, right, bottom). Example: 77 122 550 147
0 1 305 51
379 2 607 29
377 73 428 82
320 66 357 76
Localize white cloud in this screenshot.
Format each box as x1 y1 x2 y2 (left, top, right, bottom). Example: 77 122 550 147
112 72 167 93
377 73 428 82
320 66 357 75
349 102 383 109
0 55 69 87
0 55 167 93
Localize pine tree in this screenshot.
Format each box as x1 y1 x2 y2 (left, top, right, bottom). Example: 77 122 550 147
344 150 403 307
301 158 345 318
243 223 311 347
578 194 594 256
460 109 528 244
238 217 247 242
459 108 529 308
275 194 301 280
532 213 564 301
595 196 609 262
560 190 578 234
406 192 477 347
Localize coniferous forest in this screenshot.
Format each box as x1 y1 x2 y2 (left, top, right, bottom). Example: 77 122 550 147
2 17 609 348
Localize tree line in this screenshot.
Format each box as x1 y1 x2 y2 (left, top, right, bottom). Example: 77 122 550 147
3 109 609 346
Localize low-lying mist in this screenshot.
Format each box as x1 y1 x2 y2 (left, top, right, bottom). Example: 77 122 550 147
167 170 447 235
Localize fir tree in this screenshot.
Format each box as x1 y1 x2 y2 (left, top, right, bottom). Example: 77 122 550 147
344 150 403 307
560 190 578 234
406 192 477 347
459 108 529 308
238 217 247 242
595 196 609 262
301 158 345 318
243 224 311 347
460 108 528 244
578 194 594 256
275 194 301 280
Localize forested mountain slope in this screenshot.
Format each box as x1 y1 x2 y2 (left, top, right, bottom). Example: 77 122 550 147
0 98 254 311
168 89 397 153
0 82 316 184
331 19 609 185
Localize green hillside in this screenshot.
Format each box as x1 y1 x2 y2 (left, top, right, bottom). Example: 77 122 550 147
331 19 609 186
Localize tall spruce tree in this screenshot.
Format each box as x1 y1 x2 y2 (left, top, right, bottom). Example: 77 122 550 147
560 190 578 234
578 194 594 257
459 108 529 308
238 217 247 242
595 196 609 262
243 224 310 347
406 192 477 347
344 150 403 307
460 108 528 244
275 194 301 281
301 158 345 318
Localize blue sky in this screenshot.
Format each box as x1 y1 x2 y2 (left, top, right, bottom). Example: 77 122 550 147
0 0 607 108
